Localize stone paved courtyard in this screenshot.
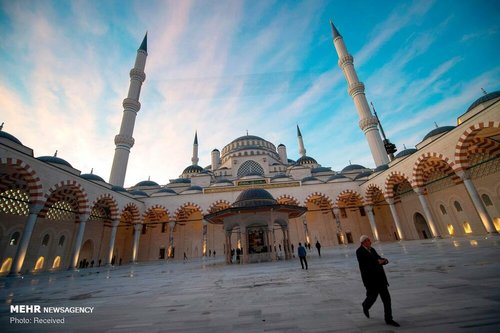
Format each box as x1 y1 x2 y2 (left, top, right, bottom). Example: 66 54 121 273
1 236 500 333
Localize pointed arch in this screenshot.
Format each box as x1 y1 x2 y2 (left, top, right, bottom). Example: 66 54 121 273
385 171 412 199
455 121 500 171
276 194 300 206
120 202 141 224
0 158 44 206
208 200 231 214
39 180 89 218
335 189 364 207
144 204 170 222
175 202 203 221
305 192 334 209
365 184 385 205
413 152 458 188
90 193 119 221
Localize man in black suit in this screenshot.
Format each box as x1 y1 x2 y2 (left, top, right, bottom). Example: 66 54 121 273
356 235 400 327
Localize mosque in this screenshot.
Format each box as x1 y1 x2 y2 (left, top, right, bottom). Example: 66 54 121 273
0 22 499 275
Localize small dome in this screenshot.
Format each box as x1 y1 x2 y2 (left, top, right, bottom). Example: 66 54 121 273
327 174 347 181
296 156 317 165
287 158 295 164
395 148 417 159
354 171 372 180
80 173 106 182
301 176 322 183
422 126 455 141
129 190 149 197
170 178 191 184
0 130 22 145
341 164 366 173
467 91 500 112
311 167 332 173
111 185 128 193
184 186 203 192
37 156 73 168
183 165 204 174
278 143 285 147
232 188 277 208
154 188 177 195
215 178 233 184
373 164 389 172
135 180 159 187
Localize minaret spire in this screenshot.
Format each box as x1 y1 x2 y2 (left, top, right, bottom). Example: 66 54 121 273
330 21 389 167
192 131 199 166
109 33 148 186
297 125 306 157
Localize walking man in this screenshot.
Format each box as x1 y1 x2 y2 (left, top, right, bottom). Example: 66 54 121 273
356 235 399 327
298 242 308 270
315 240 322 257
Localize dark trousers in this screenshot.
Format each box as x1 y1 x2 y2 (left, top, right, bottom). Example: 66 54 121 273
363 285 392 320
299 256 308 269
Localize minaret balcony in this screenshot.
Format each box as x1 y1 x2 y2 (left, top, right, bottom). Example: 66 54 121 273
129 68 146 82
338 54 353 68
122 98 141 111
348 82 365 97
114 134 135 147
358 116 379 131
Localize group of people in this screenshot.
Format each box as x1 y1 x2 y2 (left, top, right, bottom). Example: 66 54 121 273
296 236 400 327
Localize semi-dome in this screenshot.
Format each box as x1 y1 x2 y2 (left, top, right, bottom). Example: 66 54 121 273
341 164 366 173
135 180 159 187
80 173 106 182
129 190 148 197
466 91 500 112
395 148 417 159
232 188 277 208
0 130 22 145
111 185 128 193
296 156 317 165
37 156 73 168
354 171 373 180
373 164 389 172
422 126 455 141
182 165 204 174
183 186 203 192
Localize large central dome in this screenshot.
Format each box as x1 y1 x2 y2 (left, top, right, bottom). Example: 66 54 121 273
220 134 280 163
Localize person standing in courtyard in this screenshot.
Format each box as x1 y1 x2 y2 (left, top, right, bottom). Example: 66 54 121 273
356 235 400 327
315 240 322 257
298 242 308 270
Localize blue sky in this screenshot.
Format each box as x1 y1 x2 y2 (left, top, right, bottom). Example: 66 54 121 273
1 0 499 187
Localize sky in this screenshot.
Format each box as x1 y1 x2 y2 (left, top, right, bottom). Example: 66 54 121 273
1 0 499 188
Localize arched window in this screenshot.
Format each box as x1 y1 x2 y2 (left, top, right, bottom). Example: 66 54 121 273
463 222 472 234
34 256 44 271
481 194 493 206
58 235 65 247
0 257 13 273
52 256 61 269
454 201 463 212
447 224 455 235
439 205 447 215
42 234 50 246
237 160 264 177
9 232 20 246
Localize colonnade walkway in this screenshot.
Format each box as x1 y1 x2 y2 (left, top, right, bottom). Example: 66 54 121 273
1 236 500 332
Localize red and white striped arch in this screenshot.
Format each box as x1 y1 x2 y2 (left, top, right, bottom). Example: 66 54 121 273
455 121 500 171
0 158 44 206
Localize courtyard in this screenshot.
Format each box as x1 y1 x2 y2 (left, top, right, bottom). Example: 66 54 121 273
1 236 499 333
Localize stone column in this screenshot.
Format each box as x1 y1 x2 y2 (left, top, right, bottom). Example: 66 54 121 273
240 225 248 264
69 214 90 269
10 204 43 275
132 224 142 263
202 220 208 256
364 205 379 241
302 216 310 245
168 221 175 258
106 220 120 265
414 188 440 238
285 227 292 259
385 198 404 240
332 207 344 244
225 229 232 264
281 226 289 259
457 170 498 234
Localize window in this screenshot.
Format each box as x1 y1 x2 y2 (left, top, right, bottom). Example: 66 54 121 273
161 223 166 233
463 222 472 234
58 235 65 247
447 224 455 235
481 194 493 206
359 207 366 216
52 256 61 269
42 234 50 246
9 232 20 246
0 257 13 273
34 256 44 271
454 201 463 212
142 224 147 235
439 205 447 215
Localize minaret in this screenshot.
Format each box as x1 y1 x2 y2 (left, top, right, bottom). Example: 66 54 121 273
297 125 306 157
191 131 199 165
330 21 389 167
109 33 148 186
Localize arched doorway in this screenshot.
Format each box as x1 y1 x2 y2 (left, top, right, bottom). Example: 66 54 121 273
414 213 431 239
79 239 93 268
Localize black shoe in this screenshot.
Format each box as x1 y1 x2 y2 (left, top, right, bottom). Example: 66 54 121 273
362 304 369 318
386 319 400 327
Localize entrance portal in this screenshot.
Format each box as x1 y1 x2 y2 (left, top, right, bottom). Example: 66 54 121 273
248 227 268 254
414 213 431 239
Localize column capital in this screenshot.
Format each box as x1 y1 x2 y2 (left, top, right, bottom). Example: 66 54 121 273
111 219 120 227
28 204 44 215
332 207 340 215
413 187 425 195
455 169 471 180
133 223 142 232
385 197 395 205
364 205 373 213
79 213 90 223
168 221 176 228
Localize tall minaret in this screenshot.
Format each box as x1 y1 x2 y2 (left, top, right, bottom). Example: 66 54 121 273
297 125 306 157
109 33 148 186
191 131 199 165
330 21 389 167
